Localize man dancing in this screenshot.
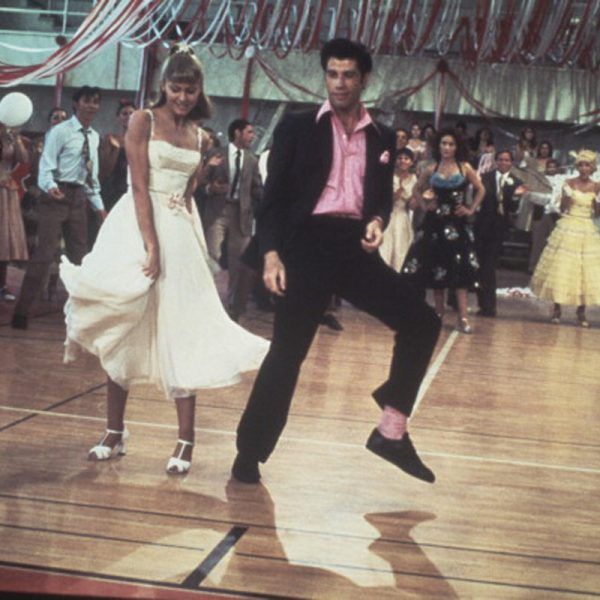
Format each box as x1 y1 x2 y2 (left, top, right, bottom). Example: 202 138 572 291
232 39 441 485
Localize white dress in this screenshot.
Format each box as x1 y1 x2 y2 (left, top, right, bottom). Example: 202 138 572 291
60 116 269 398
379 173 416 272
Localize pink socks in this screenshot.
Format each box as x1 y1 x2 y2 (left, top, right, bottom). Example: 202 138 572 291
377 405 407 440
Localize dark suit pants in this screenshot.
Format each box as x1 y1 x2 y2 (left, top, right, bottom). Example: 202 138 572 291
14 184 88 317
475 219 505 314
236 217 441 463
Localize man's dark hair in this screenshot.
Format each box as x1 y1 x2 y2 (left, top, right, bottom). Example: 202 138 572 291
495 149 514 161
228 118 251 142
320 38 373 76
72 86 101 103
546 158 559 168
431 128 469 163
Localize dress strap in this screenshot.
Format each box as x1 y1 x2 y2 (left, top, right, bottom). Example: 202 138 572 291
144 109 155 140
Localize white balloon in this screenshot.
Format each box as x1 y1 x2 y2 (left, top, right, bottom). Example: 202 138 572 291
0 92 34 127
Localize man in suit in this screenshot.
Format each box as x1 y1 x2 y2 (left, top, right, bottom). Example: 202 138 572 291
11 86 105 329
203 119 262 320
231 39 441 485
474 149 525 317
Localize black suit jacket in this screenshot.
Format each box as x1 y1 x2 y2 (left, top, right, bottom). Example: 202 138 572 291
475 170 523 238
256 109 396 257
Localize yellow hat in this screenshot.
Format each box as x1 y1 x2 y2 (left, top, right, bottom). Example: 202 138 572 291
574 149 597 171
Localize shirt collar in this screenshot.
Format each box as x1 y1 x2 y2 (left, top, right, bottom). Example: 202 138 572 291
70 115 89 133
316 100 374 133
229 142 242 155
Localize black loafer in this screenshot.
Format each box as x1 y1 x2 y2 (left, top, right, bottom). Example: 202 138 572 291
366 428 435 483
231 454 261 484
10 314 28 330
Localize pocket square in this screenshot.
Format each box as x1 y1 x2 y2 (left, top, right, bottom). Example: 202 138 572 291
379 150 390 164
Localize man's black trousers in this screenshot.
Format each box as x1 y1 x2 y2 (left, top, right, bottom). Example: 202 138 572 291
237 217 441 462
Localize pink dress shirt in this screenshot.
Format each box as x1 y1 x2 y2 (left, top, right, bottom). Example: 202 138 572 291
312 101 373 219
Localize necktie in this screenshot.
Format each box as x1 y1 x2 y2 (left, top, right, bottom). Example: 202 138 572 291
497 173 506 216
81 128 93 188
230 148 241 199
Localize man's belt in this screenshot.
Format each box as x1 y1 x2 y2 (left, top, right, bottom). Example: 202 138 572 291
57 181 84 189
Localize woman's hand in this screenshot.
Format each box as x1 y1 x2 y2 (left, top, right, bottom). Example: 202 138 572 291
455 204 473 217
143 244 160 280
108 134 121 148
560 195 573 214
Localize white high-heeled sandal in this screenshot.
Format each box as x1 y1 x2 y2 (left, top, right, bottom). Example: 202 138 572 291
166 439 194 474
88 428 129 461
457 318 473 334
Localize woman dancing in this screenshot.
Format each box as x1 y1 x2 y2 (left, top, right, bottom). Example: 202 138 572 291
402 128 485 333
60 44 269 473
531 150 600 327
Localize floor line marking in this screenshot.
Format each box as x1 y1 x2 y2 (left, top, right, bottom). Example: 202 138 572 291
413 330 459 416
0 406 598 474
0 382 106 433
182 526 248 589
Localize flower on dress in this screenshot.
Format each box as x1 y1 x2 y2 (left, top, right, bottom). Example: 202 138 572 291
403 258 419 274
433 267 447 282
444 225 459 241
469 251 480 269
167 192 186 215
379 150 390 164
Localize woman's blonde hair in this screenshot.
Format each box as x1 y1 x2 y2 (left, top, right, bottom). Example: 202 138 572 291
153 43 212 120
574 149 597 172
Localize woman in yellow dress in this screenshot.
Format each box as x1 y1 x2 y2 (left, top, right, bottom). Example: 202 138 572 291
531 150 600 327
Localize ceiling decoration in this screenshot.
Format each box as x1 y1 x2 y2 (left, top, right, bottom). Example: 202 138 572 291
1 0 600 87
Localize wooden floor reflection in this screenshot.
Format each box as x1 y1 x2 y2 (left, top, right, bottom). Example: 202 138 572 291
0 275 599 599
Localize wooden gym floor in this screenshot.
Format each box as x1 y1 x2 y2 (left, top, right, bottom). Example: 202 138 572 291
0 267 599 599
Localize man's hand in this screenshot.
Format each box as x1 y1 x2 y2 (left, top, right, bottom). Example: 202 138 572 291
514 184 527 196
98 209 108 222
48 187 65 200
263 250 286 296
361 218 384 253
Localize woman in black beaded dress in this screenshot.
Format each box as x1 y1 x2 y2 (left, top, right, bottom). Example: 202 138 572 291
402 128 485 333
